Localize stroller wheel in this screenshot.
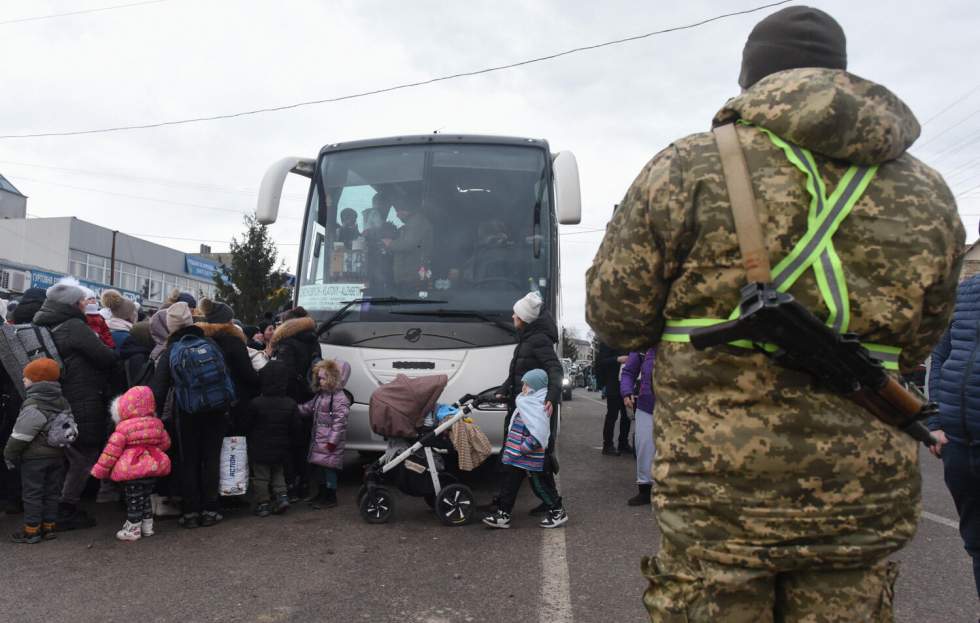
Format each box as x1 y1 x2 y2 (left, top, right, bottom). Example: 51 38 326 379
360 487 395 524
435 484 474 527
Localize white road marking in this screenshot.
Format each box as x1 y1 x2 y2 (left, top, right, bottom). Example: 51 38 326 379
540 472 573 623
922 511 959 529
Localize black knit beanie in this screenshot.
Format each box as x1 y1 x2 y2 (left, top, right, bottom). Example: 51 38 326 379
739 6 847 89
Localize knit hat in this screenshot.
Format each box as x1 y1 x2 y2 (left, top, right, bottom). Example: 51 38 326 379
46 278 87 307
199 298 234 324
243 325 260 340
521 369 548 391
166 301 193 333
101 289 137 323
24 358 60 383
114 386 156 421
176 292 197 309
513 291 543 324
129 320 154 349
738 6 846 89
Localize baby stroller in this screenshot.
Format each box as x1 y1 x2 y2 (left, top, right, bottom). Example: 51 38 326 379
359 374 483 526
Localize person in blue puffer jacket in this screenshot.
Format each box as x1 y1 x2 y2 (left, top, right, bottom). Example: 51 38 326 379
928 273 980 602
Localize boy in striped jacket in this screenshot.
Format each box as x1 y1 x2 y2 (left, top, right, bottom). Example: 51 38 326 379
483 369 568 529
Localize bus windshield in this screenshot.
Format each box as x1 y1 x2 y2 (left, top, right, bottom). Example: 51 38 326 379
296 143 553 325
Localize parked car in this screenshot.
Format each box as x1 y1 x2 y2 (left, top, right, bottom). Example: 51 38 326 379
562 361 574 401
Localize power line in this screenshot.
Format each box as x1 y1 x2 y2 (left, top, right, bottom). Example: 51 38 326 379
0 0 792 140
920 82 980 127
916 102 980 151
0 159 307 198
0 0 168 26
12 175 302 220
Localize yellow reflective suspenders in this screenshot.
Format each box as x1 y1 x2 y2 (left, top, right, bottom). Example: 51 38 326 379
662 123 902 371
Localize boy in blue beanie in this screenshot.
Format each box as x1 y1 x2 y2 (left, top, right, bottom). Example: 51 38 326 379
483 369 568 529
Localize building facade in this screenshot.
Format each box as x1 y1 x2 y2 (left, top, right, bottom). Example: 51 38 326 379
0 216 221 308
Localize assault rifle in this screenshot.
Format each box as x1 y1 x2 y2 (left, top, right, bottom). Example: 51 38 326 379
689 283 938 447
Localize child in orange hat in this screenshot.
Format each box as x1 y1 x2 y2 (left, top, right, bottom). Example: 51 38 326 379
3 358 73 544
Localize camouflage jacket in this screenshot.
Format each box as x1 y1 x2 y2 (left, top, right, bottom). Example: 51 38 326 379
586 68 965 570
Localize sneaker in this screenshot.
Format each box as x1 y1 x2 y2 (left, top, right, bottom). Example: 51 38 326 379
273 494 290 514
254 502 272 518
528 502 549 517
482 510 512 529
601 446 620 456
540 508 568 529
140 518 155 537
178 513 200 529
116 520 142 541
200 511 223 527
10 525 42 544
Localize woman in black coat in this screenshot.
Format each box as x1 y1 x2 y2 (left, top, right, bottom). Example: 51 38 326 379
496 292 564 517
197 300 260 432
32 282 119 529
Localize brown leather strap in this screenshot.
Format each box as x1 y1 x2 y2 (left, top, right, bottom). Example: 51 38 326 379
712 123 772 284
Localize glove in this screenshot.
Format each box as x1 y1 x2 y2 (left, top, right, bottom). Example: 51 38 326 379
325 443 337 453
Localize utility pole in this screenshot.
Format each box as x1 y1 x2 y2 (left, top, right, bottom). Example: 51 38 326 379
109 230 118 285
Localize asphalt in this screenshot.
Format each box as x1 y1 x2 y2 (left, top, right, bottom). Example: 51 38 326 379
0 391 975 622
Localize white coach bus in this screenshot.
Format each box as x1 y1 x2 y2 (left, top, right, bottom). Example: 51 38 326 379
256 134 580 451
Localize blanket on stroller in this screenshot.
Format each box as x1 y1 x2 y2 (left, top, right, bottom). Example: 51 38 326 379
369 374 448 438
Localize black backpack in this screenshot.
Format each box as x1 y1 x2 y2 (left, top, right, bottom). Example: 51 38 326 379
0 323 63 399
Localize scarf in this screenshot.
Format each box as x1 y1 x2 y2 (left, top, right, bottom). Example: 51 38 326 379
512 387 550 449
107 317 133 332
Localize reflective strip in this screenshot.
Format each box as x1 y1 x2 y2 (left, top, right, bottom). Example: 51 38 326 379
661 124 898 369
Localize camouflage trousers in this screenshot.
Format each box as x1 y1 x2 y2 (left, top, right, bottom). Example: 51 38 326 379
642 538 899 622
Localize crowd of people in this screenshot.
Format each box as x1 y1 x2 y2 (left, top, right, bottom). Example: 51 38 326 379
0 279 345 542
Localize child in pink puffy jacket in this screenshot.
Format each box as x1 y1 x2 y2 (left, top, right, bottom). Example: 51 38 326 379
299 359 350 509
91 386 171 541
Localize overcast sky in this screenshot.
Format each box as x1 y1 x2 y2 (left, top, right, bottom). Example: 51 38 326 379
1 0 978 334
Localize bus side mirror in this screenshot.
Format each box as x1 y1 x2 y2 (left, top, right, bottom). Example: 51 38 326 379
553 151 581 225
256 157 315 225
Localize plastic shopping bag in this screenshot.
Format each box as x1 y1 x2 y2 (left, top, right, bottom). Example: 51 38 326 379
219 436 249 496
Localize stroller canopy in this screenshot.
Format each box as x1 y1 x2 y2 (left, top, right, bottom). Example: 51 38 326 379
369 374 448 439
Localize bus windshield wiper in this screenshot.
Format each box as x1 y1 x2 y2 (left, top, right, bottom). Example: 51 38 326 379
316 297 447 336
392 309 517 336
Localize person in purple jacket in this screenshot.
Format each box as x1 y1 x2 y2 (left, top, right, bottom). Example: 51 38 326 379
621 349 655 506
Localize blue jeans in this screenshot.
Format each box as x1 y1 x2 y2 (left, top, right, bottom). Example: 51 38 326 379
942 439 980 599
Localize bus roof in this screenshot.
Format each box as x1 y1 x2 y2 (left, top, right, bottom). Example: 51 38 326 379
318 134 551 156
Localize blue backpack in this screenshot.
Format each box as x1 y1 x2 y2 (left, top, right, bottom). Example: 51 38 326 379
169 335 236 415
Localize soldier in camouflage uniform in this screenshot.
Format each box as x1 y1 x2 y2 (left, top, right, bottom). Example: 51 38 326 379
586 7 965 622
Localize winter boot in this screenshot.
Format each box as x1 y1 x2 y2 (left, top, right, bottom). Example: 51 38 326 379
200 511 223 527
320 488 338 509
10 523 42 544
56 502 97 531
254 502 272 517
273 494 290 515
116 520 142 541
627 484 653 507
140 518 155 537
41 522 57 540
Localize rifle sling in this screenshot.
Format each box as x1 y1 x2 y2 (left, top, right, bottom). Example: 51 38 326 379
712 123 772 284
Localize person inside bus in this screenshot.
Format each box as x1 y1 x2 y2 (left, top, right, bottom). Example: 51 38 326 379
382 199 434 288
337 208 360 250
461 219 519 285
362 193 397 291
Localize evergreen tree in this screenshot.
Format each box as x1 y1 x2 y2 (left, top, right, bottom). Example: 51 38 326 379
213 214 291 323
561 327 579 362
